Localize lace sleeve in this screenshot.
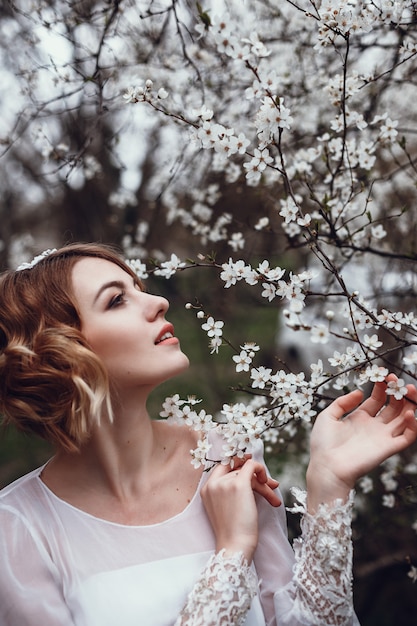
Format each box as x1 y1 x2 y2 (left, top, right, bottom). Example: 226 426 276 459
274 488 357 626
174 549 258 626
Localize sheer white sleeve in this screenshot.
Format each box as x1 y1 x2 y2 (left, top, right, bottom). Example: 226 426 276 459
0 504 75 626
274 488 358 626
174 549 258 626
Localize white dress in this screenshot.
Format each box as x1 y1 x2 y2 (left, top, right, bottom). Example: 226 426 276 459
0 433 360 626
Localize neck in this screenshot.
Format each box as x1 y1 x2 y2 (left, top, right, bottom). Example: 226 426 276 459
40 391 202 525
49 393 167 500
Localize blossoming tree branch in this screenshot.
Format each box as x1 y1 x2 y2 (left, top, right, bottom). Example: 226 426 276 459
123 1 417 459
2 0 417 587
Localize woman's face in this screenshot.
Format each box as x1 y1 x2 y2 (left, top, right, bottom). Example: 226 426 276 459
71 257 189 392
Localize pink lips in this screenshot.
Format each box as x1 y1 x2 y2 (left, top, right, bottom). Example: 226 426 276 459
155 323 177 345
157 336 179 346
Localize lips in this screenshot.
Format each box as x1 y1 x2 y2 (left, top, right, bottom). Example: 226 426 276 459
155 324 175 344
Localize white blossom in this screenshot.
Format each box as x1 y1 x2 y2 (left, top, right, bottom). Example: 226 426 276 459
159 394 182 420
125 258 149 280
154 254 186 278
371 224 387 240
257 260 285 281
382 493 396 508
408 566 417 583
386 378 408 400
380 470 398 492
242 342 260 354
243 147 273 180
228 232 245 251
220 259 253 287
209 336 223 354
254 216 269 230
310 324 330 344
251 366 272 389
362 334 383 352
279 196 300 224
261 282 277 302
360 364 389 384
201 316 224 338
403 351 417 366
358 476 373 494
232 350 252 372
157 87 168 99
190 438 212 469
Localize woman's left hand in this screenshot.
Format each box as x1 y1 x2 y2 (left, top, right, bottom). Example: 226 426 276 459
306 375 417 511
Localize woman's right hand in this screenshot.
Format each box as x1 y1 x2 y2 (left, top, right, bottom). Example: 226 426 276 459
200 459 281 563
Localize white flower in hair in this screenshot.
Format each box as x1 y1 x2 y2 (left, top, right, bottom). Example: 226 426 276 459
16 248 57 271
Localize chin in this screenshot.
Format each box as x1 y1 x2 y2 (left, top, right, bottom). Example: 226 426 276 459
157 354 190 385
172 353 190 376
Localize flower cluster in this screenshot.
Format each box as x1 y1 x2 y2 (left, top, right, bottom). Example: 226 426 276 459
314 0 397 48
160 393 284 469
153 253 186 279
123 79 168 104
200 314 225 354
220 258 313 313
16 248 57 271
125 258 149 280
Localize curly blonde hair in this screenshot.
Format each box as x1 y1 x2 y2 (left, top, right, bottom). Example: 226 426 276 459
0 243 143 452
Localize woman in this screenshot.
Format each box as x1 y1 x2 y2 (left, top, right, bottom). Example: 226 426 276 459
0 242 416 626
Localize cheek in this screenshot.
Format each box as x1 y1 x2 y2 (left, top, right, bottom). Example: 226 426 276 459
83 325 125 361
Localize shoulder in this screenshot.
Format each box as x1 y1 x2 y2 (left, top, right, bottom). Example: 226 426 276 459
0 465 44 500
0 465 48 524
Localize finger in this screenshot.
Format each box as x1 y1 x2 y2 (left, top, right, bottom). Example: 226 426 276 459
390 409 417 438
209 462 235 480
242 461 281 506
267 477 279 489
403 384 417 408
403 410 417 444
234 460 279 490
216 454 253 475
380 384 417 423
324 389 363 420
360 380 390 416
230 454 252 470
239 459 268 484
381 411 417 457
251 478 281 507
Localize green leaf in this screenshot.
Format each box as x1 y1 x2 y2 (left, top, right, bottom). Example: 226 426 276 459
196 2 211 29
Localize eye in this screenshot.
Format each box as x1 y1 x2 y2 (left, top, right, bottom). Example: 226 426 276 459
108 291 126 308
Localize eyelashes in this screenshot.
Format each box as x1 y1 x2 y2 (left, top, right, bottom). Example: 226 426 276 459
106 280 142 309
108 290 126 308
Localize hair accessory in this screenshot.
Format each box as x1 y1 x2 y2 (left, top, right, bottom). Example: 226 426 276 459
16 248 58 271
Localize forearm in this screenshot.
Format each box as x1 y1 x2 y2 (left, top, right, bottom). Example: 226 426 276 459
275 488 356 626
174 550 257 626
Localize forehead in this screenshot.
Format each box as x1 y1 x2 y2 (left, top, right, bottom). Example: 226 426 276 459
71 257 130 299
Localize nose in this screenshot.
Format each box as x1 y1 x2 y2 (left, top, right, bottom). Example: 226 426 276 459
145 293 169 320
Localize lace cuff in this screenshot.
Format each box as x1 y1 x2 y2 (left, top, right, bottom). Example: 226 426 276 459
175 549 258 626
283 488 355 626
